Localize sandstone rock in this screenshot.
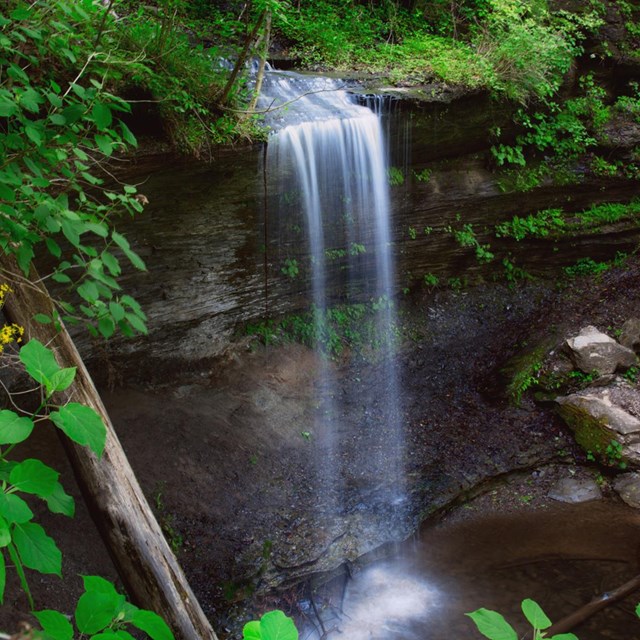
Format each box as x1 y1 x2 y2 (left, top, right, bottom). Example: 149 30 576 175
556 381 640 467
620 318 640 353
548 476 602 503
566 326 637 375
613 472 640 509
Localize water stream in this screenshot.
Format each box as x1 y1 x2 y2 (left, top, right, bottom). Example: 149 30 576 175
261 69 404 511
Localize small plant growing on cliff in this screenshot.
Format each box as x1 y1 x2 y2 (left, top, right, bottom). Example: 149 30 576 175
387 166 404 186
467 598 577 640
281 258 300 279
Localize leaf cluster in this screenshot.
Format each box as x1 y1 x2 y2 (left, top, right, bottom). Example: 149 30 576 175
0 1 148 339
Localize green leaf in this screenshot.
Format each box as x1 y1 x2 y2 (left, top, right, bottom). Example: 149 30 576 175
549 635 579 640
95 134 114 157
125 313 148 335
0 410 34 444
130 609 175 640
75 590 124 635
466 609 518 640
92 632 136 640
0 493 33 524
33 313 52 324
45 238 62 258
243 620 261 640
19 339 60 386
45 482 75 517
13 522 61 576
109 302 125 322
49 403 106 457
0 549 5 603
34 609 74 640
10 459 58 497
98 316 115 339
112 231 146 271
521 599 552 630
82 575 121 596
0 515 11 547
92 103 113 131
47 367 77 394
260 610 298 640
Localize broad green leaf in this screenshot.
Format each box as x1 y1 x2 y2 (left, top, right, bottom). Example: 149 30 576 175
13 522 61 576
92 102 113 131
0 493 33 524
49 403 106 457
98 316 115 338
0 515 11 547
549 635 579 640
34 609 74 640
82 574 120 596
125 312 148 335
466 609 518 640
75 590 124 635
9 459 58 497
637 602 640 618
95 134 113 157
45 482 75 517
243 620 261 640
45 238 61 258
109 301 125 322
0 410 34 444
260 610 298 640
130 609 175 640
47 367 77 394
0 548 5 603
34 313 52 324
521 599 552 630
19 339 60 385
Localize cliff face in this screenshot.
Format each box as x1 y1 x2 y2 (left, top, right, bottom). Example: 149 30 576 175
72 21 640 381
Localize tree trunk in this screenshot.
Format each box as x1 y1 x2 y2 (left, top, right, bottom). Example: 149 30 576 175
218 9 266 107
246 10 271 114
0 256 217 640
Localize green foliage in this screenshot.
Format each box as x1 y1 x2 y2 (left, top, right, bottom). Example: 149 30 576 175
467 599 578 640
495 208 565 240
387 166 405 186
447 222 494 263
0 337 106 607
281 258 300 279
245 297 399 358
0 0 149 339
32 575 173 639
243 610 298 640
563 257 610 279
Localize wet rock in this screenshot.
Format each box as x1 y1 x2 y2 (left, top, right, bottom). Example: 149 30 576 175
548 476 602 503
620 318 640 353
565 326 637 375
556 381 640 466
613 472 640 509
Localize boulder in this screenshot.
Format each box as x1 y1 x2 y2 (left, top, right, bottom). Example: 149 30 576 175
548 476 602 503
613 472 640 509
556 381 640 467
619 318 640 353
565 326 637 375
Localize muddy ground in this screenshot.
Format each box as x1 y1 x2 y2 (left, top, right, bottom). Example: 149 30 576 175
2 256 640 636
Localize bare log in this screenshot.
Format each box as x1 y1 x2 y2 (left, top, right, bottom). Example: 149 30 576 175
0 255 217 640
546 573 640 636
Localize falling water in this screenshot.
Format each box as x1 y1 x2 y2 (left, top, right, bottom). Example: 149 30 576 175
260 69 404 510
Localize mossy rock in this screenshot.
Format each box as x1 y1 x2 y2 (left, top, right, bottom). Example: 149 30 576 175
556 402 618 466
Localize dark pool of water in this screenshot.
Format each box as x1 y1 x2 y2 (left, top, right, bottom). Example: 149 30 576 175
304 501 640 639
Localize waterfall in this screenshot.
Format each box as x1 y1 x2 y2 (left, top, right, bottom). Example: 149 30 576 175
260 69 405 512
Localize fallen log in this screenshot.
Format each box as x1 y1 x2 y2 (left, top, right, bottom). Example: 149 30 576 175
546 572 640 636
0 255 217 640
